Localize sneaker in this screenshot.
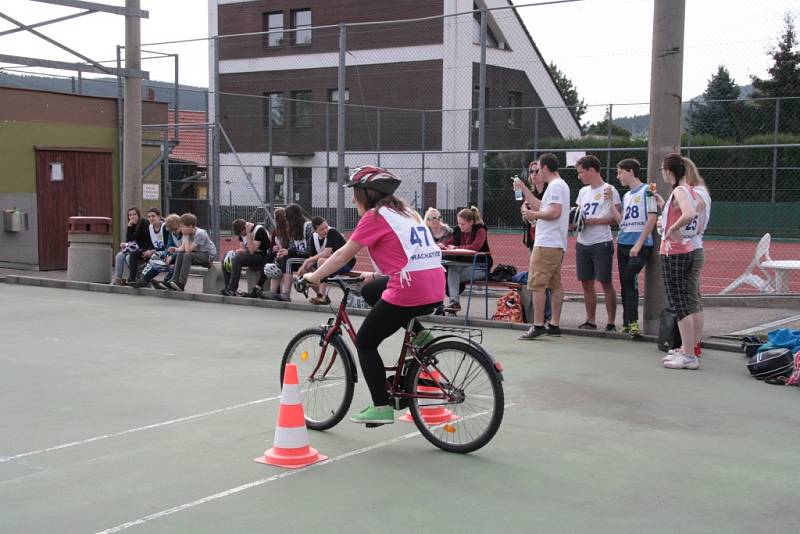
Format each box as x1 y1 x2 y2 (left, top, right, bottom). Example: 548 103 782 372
578 321 597 330
519 325 547 340
620 324 631 334
444 302 461 313
246 287 263 299
413 329 435 348
220 289 236 297
113 277 127 286
275 293 291 302
663 353 700 370
151 280 167 290
129 278 149 288
433 304 445 316
350 404 394 424
168 280 184 292
545 324 561 336
605 324 616 332
628 321 642 339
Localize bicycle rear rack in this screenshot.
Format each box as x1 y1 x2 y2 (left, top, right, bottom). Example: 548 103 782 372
427 325 483 344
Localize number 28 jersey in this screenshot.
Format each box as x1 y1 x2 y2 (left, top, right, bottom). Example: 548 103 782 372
350 207 445 307
618 184 658 246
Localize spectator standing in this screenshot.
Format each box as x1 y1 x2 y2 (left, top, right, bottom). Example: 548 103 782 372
684 157 710 359
574 155 621 332
659 154 702 370
519 160 551 324
614 159 658 338
516 153 570 340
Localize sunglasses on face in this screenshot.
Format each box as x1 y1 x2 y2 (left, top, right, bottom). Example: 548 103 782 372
427 216 441 221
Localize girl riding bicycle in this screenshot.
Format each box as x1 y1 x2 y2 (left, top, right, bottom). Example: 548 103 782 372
302 166 445 425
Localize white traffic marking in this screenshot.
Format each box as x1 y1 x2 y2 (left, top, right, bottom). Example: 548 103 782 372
94 403 515 534
0 396 282 464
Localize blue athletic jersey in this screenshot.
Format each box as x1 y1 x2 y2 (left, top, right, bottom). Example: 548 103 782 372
618 184 656 246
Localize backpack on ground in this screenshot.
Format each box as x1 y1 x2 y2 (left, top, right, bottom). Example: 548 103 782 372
746 347 795 385
492 289 524 323
489 264 517 282
657 308 682 353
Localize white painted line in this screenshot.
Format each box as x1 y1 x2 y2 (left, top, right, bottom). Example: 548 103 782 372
729 313 800 335
94 403 516 534
0 396 282 464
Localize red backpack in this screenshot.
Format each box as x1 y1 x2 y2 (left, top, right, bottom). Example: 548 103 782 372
492 290 524 323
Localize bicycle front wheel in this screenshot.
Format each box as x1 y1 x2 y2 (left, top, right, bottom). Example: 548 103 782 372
281 327 355 431
408 340 504 453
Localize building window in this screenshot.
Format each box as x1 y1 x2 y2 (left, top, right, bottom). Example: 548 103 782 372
472 86 489 128
263 11 284 48
291 90 312 128
472 6 501 48
508 92 522 129
328 167 349 183
327 89 349 103
266 167 286 205
263 92 284 128
291 9 312 46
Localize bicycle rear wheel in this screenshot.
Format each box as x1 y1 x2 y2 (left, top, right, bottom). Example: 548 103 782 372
281 327 355 431
407 340 504 453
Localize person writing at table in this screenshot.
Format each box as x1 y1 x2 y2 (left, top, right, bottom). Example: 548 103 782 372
440 206 492 314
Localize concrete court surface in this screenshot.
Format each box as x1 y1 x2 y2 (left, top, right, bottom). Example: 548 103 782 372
0 284 798 534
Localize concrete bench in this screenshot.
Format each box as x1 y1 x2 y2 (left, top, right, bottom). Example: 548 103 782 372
191 262 260 294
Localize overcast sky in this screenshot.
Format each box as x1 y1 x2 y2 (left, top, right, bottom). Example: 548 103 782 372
0 0 797 122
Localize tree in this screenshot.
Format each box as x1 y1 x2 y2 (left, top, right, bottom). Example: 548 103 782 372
689 66 742 139
586 118 632 138
547 61 587 125
750 13 800 134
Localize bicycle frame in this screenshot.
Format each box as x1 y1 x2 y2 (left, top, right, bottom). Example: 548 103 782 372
308 279 454 407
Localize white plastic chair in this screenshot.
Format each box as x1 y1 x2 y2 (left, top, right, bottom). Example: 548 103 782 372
719 233 775 294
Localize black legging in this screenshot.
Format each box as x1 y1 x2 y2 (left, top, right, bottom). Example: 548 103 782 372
356 276 436 406
617 244 651 325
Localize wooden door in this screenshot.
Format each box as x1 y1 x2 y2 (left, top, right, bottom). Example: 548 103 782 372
292 167 312 214
35 149 113 270
423 182 438 211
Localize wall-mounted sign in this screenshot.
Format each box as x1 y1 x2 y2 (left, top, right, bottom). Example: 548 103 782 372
142 183 160 200
50 162 64 182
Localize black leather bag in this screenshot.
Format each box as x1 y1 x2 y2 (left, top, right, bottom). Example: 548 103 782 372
746 348 795 383
657 308 682 352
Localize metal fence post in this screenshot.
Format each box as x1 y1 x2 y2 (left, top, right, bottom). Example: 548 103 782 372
376 107 381 167
533 107 540 158
421 111 426 210
268 105 274 208
161 127 170 215
336 23 347 229
771 97 780 204
477 7 487 214
210 35 221 246
325 102 330 213
606 103 613 178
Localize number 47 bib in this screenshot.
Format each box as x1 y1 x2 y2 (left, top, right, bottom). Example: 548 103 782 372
378 207 443 274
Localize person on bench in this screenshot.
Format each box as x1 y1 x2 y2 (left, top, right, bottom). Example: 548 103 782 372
221 218 270 297
297 216 356 305
168 213 217 291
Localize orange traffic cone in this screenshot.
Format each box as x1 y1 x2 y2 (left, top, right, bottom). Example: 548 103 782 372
255 363 327 469
400 369 458 424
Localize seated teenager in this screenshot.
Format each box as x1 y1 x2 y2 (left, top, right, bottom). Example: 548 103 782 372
263 203 312 302
168 213 217 291
441 206 492 313
298 216 356 305
221 218 271 297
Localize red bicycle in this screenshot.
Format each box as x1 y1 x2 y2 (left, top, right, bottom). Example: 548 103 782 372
283 275 505 453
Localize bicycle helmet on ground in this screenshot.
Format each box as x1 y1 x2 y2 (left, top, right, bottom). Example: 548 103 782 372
344 166 401 195
263 263 282 279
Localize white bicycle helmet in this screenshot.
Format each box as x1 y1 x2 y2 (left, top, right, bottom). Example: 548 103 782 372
263 263 282 279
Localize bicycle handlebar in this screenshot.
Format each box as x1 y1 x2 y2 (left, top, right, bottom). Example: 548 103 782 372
294 273 365 296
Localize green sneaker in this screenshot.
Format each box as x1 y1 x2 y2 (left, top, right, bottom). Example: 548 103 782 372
350 404 394 425
628 321 641 339
413 329 435 348
620 324 631 334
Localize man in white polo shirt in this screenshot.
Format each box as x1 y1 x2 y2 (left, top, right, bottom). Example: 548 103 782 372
574 154 621 332
515 153 570 340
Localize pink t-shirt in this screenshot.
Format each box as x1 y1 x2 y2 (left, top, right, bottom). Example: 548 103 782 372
350 209 445 307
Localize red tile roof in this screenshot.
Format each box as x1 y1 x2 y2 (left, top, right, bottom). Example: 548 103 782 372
168 110 207 166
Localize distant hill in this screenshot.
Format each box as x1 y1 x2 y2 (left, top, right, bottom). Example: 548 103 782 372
0 72 208 111
612 85 754 137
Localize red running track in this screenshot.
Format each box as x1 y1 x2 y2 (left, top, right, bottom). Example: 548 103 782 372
219 233 800 295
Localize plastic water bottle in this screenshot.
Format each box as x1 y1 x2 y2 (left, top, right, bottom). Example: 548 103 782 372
513 175 523 201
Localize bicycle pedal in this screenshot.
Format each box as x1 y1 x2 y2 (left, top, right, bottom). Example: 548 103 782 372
365 422 386 428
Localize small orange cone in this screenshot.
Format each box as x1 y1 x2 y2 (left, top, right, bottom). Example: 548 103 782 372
400 369 458 425
255 363 327 469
